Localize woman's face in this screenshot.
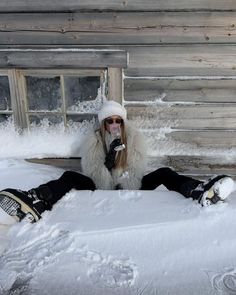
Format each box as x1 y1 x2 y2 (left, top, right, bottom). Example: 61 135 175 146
104 115 123 134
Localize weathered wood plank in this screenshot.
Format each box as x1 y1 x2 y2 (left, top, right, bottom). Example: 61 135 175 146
124 45 236 76
2 45 233 76
127 105 236 130
1 45 236 75
142 129 236 154
125 78 236 103
26 157 82 171
148 156 236 176
169 130 236 148
0 12 236 45
0 0 236 12
0 49 128 69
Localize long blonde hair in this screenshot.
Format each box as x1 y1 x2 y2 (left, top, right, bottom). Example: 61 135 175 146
100 120 128 169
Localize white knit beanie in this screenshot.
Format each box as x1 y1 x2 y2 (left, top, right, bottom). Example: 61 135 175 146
98 100 127 123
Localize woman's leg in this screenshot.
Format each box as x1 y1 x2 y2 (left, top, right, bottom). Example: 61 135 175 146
0 171 96 222
33 171 96 206
141 167 202 199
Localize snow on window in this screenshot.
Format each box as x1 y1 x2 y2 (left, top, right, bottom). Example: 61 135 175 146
24 73 103 126
65 76 100 109
0 114 11 123
29 115 63 125
0 76 11 111
66 89 104 115
26 76 62 111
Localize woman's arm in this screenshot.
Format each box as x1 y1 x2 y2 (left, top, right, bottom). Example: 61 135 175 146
118 129 147 190
81 132 114 190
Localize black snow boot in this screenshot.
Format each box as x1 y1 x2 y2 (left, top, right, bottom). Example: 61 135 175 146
0 186 52 222
189 175 235 206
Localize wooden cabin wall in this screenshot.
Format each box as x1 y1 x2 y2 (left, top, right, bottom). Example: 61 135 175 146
1 0 236 175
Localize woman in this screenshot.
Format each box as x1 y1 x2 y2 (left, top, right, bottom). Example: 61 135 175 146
0 100 235 222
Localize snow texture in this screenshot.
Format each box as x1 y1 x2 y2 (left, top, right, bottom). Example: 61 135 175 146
0 117 95 159
0 160 236 295
1 113 236 160
0 89 236 294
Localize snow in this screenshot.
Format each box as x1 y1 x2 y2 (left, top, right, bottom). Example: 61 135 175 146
0 108 236 294
0 159 236 294
0 118 94 159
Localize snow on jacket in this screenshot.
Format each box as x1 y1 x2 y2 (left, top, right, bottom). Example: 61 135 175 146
81 123 147 190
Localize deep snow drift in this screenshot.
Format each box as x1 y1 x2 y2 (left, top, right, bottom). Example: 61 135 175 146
0 114 236 294
0 159 236 295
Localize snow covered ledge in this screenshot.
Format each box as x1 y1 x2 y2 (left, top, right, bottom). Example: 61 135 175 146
1 160 236 294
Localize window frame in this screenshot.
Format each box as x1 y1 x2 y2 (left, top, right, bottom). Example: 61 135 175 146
15 68 106 128
0 49 127 128
0 70 14 120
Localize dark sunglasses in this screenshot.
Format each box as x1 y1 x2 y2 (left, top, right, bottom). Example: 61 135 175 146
105 118 123 125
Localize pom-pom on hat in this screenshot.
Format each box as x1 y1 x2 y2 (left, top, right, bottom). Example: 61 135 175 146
98 100 127 123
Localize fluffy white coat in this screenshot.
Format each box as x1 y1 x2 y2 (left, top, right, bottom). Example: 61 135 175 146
81 123 147 190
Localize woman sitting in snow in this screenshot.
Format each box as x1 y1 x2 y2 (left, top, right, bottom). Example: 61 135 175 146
0 100 235 222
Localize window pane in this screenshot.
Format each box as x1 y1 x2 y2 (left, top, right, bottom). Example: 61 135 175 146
26 76 62 111
65 76 100 111
29 115 63 126
0 76 11 111
0 114 11 123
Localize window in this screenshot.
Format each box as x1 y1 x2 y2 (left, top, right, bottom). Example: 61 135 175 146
0 69 107 128
0 49 127 128
0 73 12 123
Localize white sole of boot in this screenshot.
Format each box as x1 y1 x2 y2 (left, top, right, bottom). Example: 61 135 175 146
201 177 235 206
213 177 235 200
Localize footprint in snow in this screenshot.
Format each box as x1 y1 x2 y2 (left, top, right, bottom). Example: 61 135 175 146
0 229 72 293
206 268 236 294
88 255 137 288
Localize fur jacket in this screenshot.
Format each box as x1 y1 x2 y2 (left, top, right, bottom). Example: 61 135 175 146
81 123 147 190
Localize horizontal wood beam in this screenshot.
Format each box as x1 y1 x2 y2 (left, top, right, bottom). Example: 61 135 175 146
0 49 128 69
168 130 236 148
148 156 236 177
26 157 82 171
0 0 236 12
0 12 236 45
123 45 236 76
142 129 236 150
125 78 236 103
127 104 236 130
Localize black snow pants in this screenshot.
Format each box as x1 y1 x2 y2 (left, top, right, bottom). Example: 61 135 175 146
35 167 202 207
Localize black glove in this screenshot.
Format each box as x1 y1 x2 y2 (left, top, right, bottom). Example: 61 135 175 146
104 138 122 171
109 138 122 151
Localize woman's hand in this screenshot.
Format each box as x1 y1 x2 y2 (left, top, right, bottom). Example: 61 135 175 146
104 138 123 171
109 138 122 151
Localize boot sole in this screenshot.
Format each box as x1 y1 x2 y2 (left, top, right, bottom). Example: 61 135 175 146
0 190 40 222
212 177 235 200
201 176 234 206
